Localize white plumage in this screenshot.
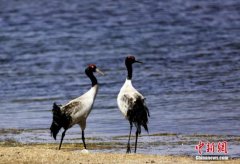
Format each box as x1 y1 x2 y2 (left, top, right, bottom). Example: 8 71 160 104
62 85 98 129
117 79 144 117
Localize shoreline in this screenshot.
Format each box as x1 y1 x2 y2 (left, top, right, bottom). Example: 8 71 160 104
0 131 240 161
0 143 239 164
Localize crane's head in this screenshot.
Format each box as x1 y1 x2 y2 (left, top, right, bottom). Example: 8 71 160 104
125 56 142 66
86 64 105 75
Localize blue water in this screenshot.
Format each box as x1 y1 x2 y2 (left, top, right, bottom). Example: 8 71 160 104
0 0 240 156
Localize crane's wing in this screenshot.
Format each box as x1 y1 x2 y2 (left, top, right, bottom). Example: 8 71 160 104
119 92 149 119
62 101 83 115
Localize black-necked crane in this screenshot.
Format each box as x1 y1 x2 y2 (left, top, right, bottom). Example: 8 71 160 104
50 64 104 150
117 56 150 153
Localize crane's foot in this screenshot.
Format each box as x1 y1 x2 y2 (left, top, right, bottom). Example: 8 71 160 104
126 145 131 153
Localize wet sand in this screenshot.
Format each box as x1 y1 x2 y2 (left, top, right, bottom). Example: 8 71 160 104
0 143 238 164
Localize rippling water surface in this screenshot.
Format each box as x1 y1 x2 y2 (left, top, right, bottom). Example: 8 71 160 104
0 0 240 155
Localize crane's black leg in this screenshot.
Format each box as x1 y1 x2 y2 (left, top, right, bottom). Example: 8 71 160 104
59 130 66 150
82 130 87 149
127 123 133 153
134 129 139 153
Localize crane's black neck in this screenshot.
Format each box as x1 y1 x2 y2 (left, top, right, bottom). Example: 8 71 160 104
126 63 133 80
85 69 97 87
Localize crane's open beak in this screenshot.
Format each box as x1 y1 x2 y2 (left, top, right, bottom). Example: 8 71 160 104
135 60 143 64
96 68 105 75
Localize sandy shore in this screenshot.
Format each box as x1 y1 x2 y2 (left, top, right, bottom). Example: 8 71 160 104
0 144 238 164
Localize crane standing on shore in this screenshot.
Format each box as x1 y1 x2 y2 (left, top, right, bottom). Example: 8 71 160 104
50 64 104 150
117 56 150 153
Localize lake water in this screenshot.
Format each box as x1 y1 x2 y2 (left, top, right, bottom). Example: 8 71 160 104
0 0 240 156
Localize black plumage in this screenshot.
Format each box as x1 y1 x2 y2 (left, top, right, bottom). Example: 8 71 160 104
126 95 149 135
50 103 71 140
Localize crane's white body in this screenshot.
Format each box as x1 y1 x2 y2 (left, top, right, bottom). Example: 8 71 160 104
117 79 144 118
61 85 98 130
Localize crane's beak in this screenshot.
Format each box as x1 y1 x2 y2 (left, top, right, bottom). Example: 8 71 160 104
135 60 143 64
96 68 105 75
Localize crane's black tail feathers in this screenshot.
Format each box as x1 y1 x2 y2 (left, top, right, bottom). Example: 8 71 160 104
127 96 149 135
50 102 71 140
50 103 62 140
